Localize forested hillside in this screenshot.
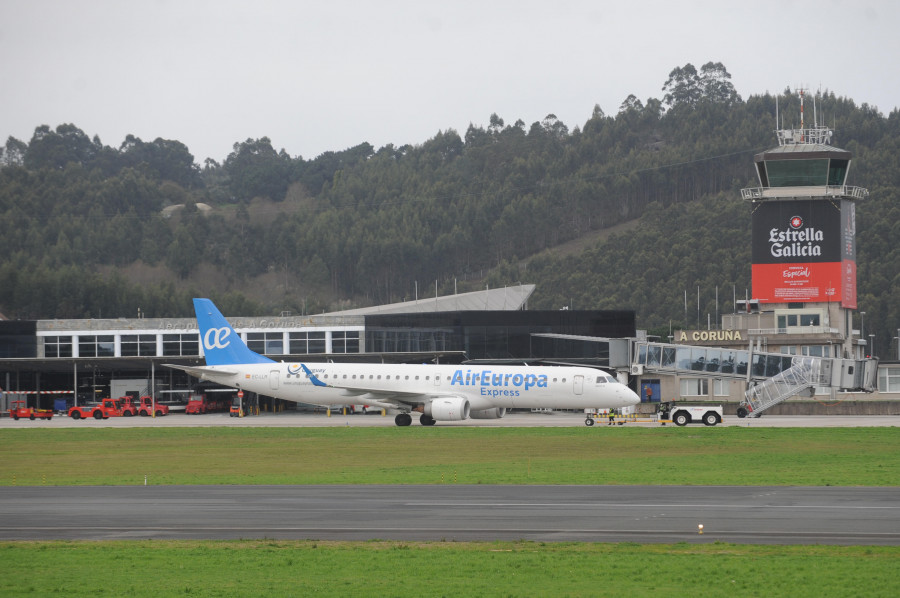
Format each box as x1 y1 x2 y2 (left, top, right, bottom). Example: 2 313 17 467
1 63 898 356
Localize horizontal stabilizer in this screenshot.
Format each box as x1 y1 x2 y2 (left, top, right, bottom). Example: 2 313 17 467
163 364 239 378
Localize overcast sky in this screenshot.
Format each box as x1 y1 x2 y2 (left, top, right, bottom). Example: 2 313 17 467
2 0 897 164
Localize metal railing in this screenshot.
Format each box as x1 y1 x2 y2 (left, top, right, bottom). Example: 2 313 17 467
741 185 869 201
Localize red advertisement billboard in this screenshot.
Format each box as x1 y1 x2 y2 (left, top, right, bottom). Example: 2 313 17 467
751 200 857 308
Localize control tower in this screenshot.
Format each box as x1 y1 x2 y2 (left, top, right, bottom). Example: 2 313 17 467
733 89 868 360
634 90 878 417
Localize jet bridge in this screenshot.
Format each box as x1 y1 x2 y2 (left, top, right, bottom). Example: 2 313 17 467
632 342 878 417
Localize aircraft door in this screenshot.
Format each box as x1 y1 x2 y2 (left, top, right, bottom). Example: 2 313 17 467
574 375 584 395
269 370 280 391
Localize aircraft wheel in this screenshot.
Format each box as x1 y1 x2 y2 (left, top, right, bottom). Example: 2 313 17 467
585 418 594 426
394 413 412 427
419 414 436 426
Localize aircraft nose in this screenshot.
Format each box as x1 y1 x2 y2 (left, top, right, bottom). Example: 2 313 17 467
624 387 641 405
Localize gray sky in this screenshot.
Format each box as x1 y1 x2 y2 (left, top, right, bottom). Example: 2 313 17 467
2 0 897 164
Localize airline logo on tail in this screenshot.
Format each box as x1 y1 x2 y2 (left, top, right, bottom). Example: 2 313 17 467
193 298 274 366
203 327 233 350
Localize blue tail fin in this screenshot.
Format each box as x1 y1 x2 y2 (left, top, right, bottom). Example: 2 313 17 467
194 298 275 365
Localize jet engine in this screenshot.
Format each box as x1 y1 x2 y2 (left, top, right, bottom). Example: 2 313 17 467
425 397 470 421
469 407 506 419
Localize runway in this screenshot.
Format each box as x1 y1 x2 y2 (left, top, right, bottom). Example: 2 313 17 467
1 485 898 545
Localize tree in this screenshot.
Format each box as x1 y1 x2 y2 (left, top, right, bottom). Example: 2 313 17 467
119 136 201 188
3 137 27 166
24 124 99 170
699 61 741 105
662 64 701 109
663 62 741 109
619 94 644 114
223 137 292 201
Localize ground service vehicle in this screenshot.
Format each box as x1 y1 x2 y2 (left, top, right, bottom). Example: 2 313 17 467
185 393 227 415
8 400 54 420
119 396 139 417
138 396 168 416
659 403 723 426
68 398 123 420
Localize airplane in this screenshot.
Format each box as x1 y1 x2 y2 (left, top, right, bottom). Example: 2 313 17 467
165 298 641 426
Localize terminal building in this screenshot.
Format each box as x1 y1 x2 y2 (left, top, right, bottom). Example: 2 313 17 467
0 285 637 412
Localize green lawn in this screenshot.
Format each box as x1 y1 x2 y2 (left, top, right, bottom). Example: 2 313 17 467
1 540 898 597
2 426 898 486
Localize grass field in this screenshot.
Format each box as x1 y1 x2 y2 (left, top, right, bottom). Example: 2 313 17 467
1 540 898 597
3 426 899 596
2 426 899 486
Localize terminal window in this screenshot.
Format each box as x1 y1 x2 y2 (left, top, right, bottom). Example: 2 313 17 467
878 366 900 393
680 378 709 397
289 332 326 354
247 332 284 355
777 312 821 329
121 334 157 356
163 334 199 356
331 331 360 354
79 335 114 357
44 336 73 358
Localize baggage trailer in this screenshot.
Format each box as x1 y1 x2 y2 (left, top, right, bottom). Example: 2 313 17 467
8 400 54 420
584 404 723 427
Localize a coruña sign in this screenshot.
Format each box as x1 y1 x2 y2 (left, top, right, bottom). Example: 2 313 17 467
676 329 746 343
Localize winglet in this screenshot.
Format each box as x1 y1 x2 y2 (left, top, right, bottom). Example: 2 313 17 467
193 298 275 366
300 363 328 387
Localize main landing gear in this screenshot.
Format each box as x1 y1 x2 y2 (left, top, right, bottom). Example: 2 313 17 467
393 413 437 426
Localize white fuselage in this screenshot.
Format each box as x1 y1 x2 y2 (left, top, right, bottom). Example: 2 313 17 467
196 362 640 412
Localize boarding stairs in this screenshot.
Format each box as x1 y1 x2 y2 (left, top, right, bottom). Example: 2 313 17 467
737 357 827 417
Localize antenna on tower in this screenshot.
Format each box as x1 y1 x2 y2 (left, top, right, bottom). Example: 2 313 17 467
813 92 818 128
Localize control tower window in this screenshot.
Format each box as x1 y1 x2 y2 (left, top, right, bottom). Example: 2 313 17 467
828 159 849 186
765 159 827 187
